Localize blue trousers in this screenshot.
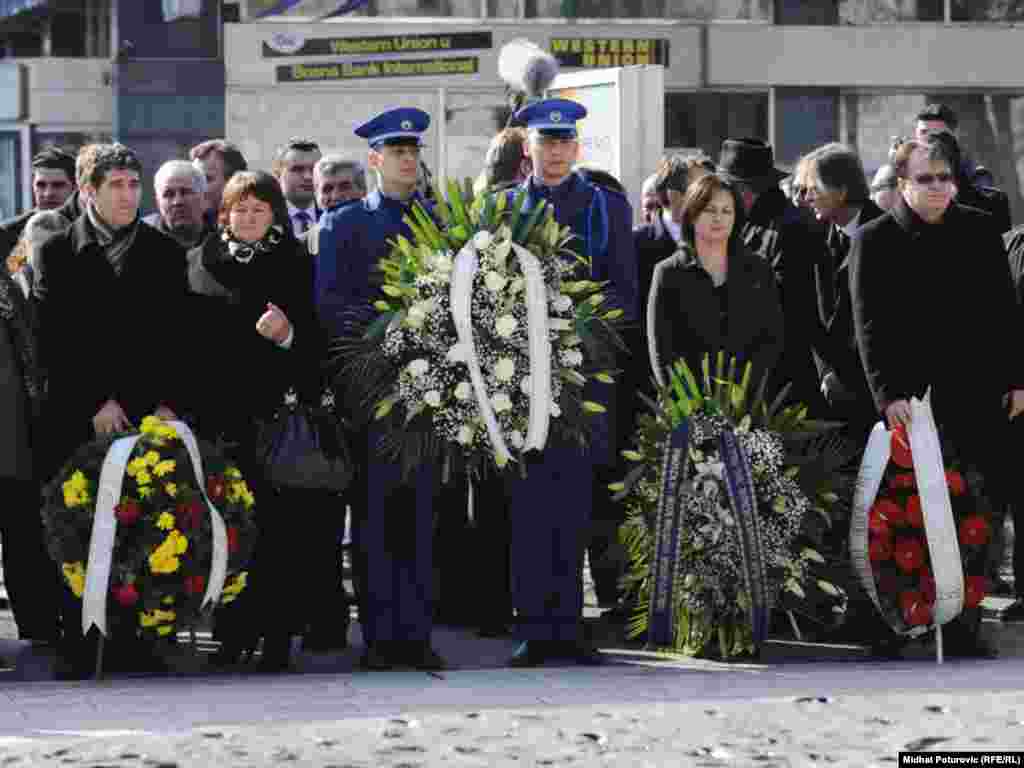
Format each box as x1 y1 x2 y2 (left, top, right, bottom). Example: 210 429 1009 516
509 445 592 642
359 446 436 646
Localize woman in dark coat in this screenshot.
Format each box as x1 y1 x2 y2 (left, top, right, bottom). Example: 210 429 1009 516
186 171 325 672
2 238 61 646
647 172 784 393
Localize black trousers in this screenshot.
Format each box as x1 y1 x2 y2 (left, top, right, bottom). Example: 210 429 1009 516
0 477 61 642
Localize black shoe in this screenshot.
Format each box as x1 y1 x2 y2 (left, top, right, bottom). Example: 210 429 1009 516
406 643 446 671
360 642 395 671
570 643 605 666
258 634 293 673
302 625 349 653
1002 599 1024 623
507 641 549 668
868 638 905 660
944 633 999 659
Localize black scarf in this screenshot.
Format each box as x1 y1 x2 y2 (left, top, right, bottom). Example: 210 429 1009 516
0 270 41 404
86 203 140 276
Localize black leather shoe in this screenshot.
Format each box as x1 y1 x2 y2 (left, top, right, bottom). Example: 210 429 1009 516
507 641 548 668
360 643 395 671
944 637 999 659
406 643 446 671
868 637 906 660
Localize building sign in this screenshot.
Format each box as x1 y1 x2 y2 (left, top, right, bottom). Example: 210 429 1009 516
550 38 668 69
263 31 492 58
277 56 479 83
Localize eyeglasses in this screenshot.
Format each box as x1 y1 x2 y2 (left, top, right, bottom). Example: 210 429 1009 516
909 172 953 187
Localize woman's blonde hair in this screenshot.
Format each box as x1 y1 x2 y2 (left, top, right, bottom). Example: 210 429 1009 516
6 210 67 274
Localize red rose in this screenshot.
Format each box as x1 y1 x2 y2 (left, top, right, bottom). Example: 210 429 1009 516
890 473 917 491
869 535 893 562
900 590 932 626
227 526 240 554
115 499 141 525
890 426 914 469
904 495 924 528
176 500 204 530
893 536 926 574
112 583 139 607
964 575 988 609
206 476 226 501
877 570 900 596
185 575 206 595
946 470 966 497
959 515 990 547
919 569 936 604
870 499 905 534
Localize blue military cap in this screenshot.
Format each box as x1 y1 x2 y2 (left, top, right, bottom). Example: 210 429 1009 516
355 107 430 148
514 98 587 138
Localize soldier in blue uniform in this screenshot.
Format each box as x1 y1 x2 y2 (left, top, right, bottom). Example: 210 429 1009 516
316 107 444 671
506 98 638 667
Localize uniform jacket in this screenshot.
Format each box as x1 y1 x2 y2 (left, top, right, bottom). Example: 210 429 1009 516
809 199 885 422
33 214 188 465
315 189 425 337
520 172 638 465
647 242 783 395
850 198 1023 416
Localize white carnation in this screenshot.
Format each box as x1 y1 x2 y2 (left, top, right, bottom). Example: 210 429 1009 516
491 392 513 414
433 251 454 274
520 377 532 395
550 401 562 418
561 349 583 367
549 318 573 331
456 425 475 445
424 390 442 408
446 344 468 363
510 430 525 449
509 277 525 294
495 315 519 338
454 381 473 401
552 294 573 313
484 271 508 293
408 359 429 377
495 357 516 382
473 230 493 250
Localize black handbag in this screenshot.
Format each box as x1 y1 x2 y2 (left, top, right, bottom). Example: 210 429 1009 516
258 387 354 493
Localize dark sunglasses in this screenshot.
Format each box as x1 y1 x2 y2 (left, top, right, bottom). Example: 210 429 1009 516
909 172 953 186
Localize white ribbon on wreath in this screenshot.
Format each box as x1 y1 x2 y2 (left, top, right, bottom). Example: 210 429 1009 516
82 421 229 636
450 238 551 464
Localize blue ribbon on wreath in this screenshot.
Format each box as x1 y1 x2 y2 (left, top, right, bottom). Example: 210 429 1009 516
647 418 691 647
719 427 770 649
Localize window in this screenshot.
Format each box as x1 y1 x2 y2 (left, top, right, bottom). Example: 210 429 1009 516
0 132 21 220
525 0 771 19
444 91 509 188
839 0 1024 23
843 92 1024 224
665 91 769 159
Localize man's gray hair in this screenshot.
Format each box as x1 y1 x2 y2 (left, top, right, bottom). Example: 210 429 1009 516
314 156 367 192
154 159 207 195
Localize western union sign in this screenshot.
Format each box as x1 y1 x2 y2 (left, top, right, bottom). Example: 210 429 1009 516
263 31 492 58
550 38 669 69
277 56 480 82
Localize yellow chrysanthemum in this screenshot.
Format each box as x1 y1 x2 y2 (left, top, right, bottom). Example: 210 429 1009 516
227 481 255 510
62 471 91 508
156 625 173 636
62 561 86 598
164 483 178 498
139 486 155 499
221 571 248 603
143 451 161 467
140 416 179 444
156 512 175 530
162 595 175 605
225 466 242 480
148 530 188 574
135 469 152 486
126 458 147 478
153 459 176 477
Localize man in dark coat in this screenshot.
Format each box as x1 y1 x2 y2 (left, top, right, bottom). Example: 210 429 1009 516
504 98 638 667
142 160 215 250
316 108 444 672
850 137 1024 657
718 138 824 411
0 148 76 255
924 129 1011 235
33 144 188 473
803 143 884 430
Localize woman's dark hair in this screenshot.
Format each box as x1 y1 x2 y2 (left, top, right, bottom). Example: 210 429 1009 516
680 172 746 254
219 170 291 236
655 152 715 195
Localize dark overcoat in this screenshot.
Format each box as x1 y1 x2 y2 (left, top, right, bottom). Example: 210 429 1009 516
647 241 783 395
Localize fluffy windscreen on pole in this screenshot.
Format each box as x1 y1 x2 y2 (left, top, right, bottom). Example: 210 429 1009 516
498 38 560 126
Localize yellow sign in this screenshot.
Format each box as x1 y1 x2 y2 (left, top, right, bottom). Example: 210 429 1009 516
550 38 668 69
